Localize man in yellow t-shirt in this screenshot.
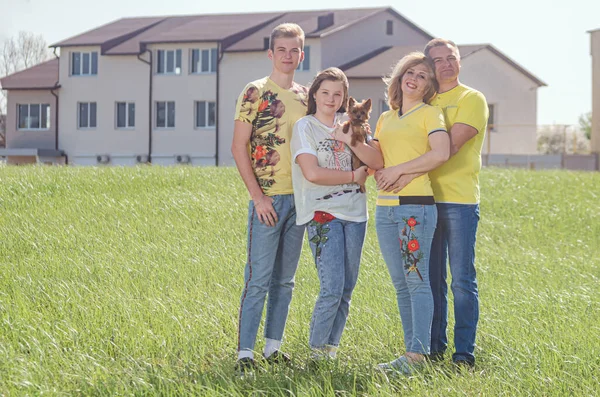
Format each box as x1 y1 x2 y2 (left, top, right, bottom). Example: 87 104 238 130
231 23 308 373
425 38 488 368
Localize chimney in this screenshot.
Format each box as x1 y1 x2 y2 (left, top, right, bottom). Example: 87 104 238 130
317 13 334 31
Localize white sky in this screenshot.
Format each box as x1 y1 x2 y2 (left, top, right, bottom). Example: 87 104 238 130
1 0 598 126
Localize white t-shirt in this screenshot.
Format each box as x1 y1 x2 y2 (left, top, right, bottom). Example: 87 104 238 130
291 113 367 225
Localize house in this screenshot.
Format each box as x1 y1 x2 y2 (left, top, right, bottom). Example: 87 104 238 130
0 7 545 166
590 28 600 154
342 44 546 155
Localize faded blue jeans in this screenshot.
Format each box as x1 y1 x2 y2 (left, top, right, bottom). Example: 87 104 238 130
237 194 305 353
429 203 480 364
307 216 366 349
376 204 437 355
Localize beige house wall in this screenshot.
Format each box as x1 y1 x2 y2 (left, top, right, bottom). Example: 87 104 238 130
6 90 57 150
460 49 539 154
148 42 218 164
321 11 429 69
217 39 321 166
591 30 600 153
58 45 150 165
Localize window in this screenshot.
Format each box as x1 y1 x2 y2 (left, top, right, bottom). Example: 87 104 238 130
191 48 218 73
78 102 97 129
71 52 98 76
116 102 135 128
386 20 393 35
488 104 496 131
157 49 182 74
18 104 50 130
297 46 310 71
156 101 175 128
195 101 216 128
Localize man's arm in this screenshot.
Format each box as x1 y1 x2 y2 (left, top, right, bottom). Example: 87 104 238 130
231 120 278 227
448 123 478 156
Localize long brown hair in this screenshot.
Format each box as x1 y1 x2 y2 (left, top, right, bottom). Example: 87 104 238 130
306 67 349 115
383 52 437 111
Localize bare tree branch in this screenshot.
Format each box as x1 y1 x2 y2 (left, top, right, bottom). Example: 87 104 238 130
0 31 51 138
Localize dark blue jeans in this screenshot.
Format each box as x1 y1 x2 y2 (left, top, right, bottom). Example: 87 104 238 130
429 203 480 364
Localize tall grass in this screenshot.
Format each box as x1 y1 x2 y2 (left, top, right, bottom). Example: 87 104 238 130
0 166 598 395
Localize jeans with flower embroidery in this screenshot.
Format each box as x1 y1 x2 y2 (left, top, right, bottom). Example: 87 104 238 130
429 203 480 364
237 194 305 353
307 215 366 349
376 204 437 355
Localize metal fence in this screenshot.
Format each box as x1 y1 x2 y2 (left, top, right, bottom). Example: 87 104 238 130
482 154 599 171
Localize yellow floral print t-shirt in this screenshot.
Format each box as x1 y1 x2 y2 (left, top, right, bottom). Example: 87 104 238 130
234 77 308 196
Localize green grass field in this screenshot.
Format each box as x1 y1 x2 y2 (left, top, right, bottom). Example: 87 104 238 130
0 166 598 396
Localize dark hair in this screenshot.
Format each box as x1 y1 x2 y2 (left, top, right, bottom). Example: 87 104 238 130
306 67 349 115
423 38 460 59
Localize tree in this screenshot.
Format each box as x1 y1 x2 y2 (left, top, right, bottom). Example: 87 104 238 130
578 112 591 140
0 31 51 140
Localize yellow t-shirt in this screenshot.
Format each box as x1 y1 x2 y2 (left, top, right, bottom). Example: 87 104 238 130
429 84 488 204
375 103 446 206
234 77 308 196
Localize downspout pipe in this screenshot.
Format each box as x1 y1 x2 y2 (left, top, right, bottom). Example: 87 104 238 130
51 47 64 163
216 42 222 166
137 49 152 163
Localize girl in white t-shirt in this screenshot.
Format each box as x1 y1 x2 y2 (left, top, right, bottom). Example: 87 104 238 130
291 67 383 359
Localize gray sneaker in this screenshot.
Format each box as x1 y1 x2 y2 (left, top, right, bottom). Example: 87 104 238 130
377 356 413 375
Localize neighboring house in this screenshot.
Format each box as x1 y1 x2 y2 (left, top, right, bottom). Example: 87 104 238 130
590 28 600 154
0 7 545 165
343 44 546 155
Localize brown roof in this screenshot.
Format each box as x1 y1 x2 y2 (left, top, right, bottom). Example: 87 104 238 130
106 12 282 54
50 7 433 54
51 17 166 48
341 44 546 87
0 59 59 90
226 7 432 52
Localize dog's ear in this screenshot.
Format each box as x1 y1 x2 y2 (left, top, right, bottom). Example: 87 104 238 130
364 98 372 111
348 97 356 108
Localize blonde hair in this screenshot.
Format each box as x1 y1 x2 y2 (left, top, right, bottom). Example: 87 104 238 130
306 67 349 115
383 52 437 111
269 23 305 51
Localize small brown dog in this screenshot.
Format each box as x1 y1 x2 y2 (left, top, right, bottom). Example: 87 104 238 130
342 97 372 192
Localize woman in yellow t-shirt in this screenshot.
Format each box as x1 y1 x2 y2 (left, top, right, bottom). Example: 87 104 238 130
372 52 450 374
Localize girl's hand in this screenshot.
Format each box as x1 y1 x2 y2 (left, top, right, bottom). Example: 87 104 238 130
354 166 368 185
333 123 352 145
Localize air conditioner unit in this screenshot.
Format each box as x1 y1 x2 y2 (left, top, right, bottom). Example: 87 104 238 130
96 154 110 164
136 154 149 164
176 155 191 164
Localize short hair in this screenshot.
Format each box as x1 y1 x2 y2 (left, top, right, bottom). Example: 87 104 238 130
423 38 460 59
306 67 349 115
383 52 437 111
269 23 305 51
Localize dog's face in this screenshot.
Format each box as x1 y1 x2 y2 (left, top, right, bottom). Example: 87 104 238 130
347 97 372 123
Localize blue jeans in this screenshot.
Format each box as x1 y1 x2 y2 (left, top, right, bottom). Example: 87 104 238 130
237 194 305 352
429 203 480 364
307 217 366 349
376 204 437 355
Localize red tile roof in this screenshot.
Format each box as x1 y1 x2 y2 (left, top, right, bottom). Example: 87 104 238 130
0 59 59 90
